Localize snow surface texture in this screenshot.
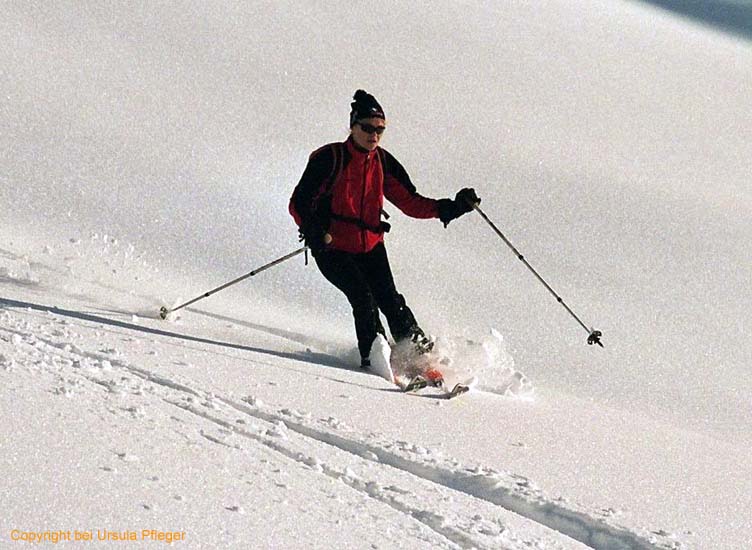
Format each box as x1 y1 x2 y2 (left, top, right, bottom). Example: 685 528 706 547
2 1 752 548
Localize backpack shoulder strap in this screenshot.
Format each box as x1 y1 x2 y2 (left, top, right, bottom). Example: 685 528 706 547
312 142 344 196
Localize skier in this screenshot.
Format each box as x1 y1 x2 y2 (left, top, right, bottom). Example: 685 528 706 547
289 90 480 369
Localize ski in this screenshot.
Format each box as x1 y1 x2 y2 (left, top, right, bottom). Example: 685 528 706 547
402 375 476 399
403 375 430 392
446 383 471 399
403 368 445 392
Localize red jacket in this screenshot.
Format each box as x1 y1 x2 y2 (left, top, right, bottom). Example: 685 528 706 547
290 137 440 254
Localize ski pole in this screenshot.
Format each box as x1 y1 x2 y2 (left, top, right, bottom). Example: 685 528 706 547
470 203 603 347
159 246 308 319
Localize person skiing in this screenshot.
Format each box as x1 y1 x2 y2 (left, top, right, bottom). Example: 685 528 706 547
289 90 480 369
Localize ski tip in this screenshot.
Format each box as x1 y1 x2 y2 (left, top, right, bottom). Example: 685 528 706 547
446 383 471 399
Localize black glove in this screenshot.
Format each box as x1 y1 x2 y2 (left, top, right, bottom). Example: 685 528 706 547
300 220 329 253
437 188 481 227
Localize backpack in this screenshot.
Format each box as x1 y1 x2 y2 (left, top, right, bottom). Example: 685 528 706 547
289 142 390 235
289 142 344 228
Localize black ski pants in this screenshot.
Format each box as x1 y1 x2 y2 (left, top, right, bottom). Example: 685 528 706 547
314 243 420 360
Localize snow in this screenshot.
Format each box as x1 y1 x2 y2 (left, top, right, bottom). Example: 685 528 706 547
369 333 396 384
2 1 751 548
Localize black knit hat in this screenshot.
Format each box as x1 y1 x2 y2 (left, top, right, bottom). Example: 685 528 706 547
349 89 385 126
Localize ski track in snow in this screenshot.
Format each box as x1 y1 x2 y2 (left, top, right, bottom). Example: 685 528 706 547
0 304 684 550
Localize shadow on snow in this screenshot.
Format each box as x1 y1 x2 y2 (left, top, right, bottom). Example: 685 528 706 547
0 296 354 375
634 0 752 40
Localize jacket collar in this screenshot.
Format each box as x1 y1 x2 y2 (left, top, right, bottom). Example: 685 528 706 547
346 136 378 160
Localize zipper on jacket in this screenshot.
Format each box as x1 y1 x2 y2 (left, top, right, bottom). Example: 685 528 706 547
360 154 370 252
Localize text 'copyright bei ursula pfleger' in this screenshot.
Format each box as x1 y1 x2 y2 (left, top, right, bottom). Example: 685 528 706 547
10 529 186 544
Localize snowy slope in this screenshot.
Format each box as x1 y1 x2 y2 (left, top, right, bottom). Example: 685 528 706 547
0 245 673 549
2 1 752 548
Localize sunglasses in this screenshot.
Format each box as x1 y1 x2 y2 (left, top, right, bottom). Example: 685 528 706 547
357 122 386 135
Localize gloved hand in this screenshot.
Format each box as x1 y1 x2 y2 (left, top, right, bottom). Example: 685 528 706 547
437 187 481 227
300 220 330 253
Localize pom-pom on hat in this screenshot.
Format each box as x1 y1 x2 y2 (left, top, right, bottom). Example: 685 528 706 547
349 89 385 126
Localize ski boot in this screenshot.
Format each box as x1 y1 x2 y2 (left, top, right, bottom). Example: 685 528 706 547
410 329 434 355
403 369 445 392
423 367 445 387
